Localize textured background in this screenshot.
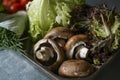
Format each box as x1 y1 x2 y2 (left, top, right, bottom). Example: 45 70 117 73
0 49 52 80
86 0 120 12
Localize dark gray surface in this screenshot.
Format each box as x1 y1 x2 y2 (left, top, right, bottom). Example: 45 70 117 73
86 0 120 12
94 49 120 80
0 49 120 80
0 49 51 80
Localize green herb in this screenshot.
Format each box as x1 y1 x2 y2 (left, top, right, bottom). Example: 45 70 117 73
93 58 100 65
0 11 28 53
0 27 25 53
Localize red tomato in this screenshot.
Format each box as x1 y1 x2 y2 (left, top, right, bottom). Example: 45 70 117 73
3 0 20 6
20 0 31 6
9 3 21 13
10 0 20 3
2 0 31 13
3 0 11 7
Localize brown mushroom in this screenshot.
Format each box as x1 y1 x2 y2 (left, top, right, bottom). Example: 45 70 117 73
58 60 95 78
65 34 89 59
44 27 75 48
33 39 65 71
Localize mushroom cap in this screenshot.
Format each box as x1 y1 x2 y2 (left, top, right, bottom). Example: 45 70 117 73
44 27 75 40
33 39 65 71
58 60 95 77
44 27 75 48
65 34 88 59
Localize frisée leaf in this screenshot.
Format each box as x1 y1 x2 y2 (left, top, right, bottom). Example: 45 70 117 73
27 0 85 41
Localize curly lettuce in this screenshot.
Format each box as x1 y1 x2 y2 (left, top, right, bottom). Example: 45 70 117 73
27 0 85 41
111 15 120 50
90 5 120 52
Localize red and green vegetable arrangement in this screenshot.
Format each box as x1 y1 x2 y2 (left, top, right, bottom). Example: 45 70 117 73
0 0 30 52
0 0 120 78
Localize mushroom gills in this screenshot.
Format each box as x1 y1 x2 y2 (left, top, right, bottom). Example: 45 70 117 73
33 39 65 71
35 43 57 66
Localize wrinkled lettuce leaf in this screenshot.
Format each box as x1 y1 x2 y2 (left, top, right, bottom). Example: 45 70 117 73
27 0 85 41
90 5 120 52
27 0 56 41
111 15 120 50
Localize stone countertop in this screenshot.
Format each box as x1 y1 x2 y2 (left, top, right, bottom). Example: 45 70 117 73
0 49 51 80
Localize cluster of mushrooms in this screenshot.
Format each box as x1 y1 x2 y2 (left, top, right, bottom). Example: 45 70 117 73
33 27 95 78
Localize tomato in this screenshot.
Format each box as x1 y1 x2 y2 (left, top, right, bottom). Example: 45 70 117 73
3 0 20 7
9 3 21 13
20 0 31 6
2 0 31 13
20 0 31 10
3 0 11 7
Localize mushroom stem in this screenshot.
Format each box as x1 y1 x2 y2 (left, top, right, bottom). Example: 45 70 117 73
65 34 88 59
35 47 54 61
75 46 89 59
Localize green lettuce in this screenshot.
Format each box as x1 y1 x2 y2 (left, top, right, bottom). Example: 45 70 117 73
90 5 120 52
111 15 120 50
27 0 85 41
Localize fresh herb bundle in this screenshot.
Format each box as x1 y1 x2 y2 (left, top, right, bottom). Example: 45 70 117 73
0 11 28 53
0 27 25 53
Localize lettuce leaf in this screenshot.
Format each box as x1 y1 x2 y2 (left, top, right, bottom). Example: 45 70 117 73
90 5 120 52
111 15 120 50
27 0 85 41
